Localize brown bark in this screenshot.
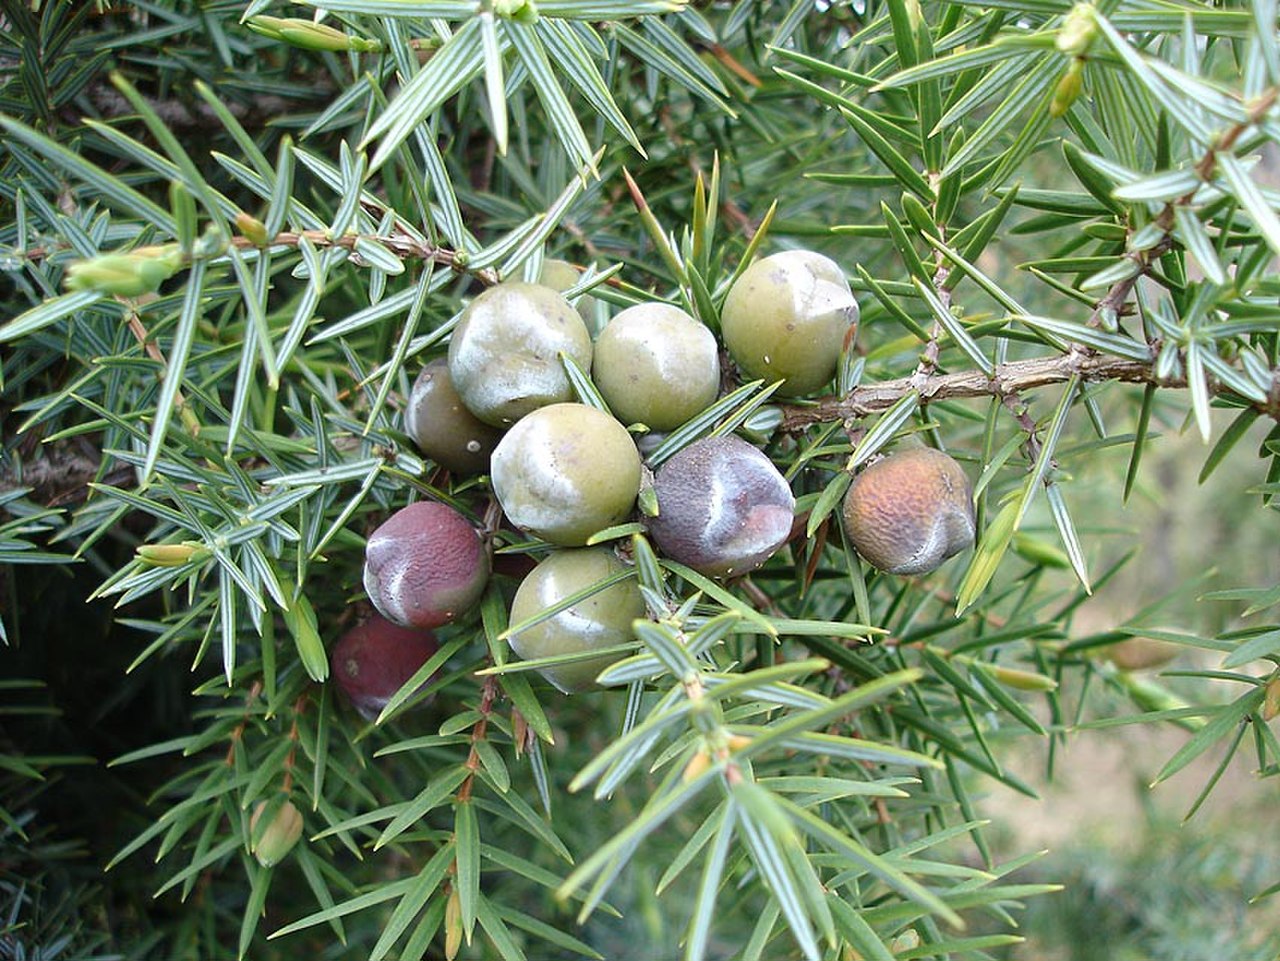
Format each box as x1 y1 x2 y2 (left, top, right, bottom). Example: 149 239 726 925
779 351 1279 432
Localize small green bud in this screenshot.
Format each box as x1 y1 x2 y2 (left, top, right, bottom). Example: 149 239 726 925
681 747 711 783
444 886 463 960
136 542 208 567
190 224 229 260
245 15 293 41
637 481 660 518
1104 637 1180 672
1120 673 1196 721
1049 59 1085 118
1056 3 1097 56
990 664 1059 692
235 212 271 247
903 0 923 32
247 15 381 53
250 798 304 867
1261 675 1280 722
889 930 921 953
494 0 539 24
64 245 183 298
726 733 752 753
1011 532 1070 569
511 709 528 757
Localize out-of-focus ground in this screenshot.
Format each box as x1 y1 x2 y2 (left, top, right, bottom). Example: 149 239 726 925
981 406 1280 958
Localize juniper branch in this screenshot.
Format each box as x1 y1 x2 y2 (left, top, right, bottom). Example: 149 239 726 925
779 350 1280 433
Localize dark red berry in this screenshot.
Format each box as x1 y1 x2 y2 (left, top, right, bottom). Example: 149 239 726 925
363 501 490 628
331 613 441 720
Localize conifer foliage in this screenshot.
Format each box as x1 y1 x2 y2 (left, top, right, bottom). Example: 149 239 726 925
2 1 1280 958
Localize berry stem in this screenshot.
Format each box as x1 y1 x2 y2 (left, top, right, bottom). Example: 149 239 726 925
457 674 500 803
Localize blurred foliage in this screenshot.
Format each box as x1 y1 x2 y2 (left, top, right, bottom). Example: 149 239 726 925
1004 813 1280 961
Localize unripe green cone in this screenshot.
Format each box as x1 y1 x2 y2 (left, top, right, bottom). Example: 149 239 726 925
592 303 720 430
507 547 643 693
494 0 539 23
720 250 858 397
447 282 592 427
538 258 601 332
490 403 640 546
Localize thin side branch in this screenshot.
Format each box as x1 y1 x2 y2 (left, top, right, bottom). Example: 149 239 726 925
780 351 1278 432
229 231 499 285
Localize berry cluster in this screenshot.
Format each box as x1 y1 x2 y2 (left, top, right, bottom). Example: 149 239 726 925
334 252 976 710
